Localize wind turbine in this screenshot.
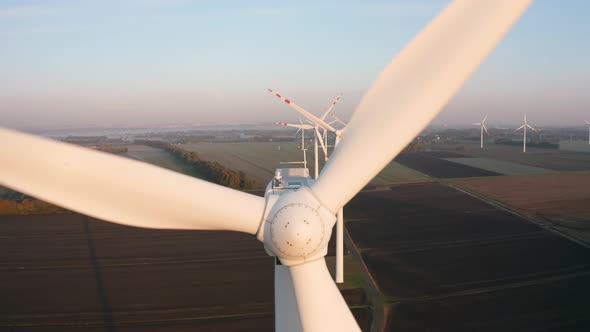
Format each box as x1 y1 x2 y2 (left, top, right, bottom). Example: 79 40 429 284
473 115 489 149
585 120 590 144
270 92 344 165
268 89 331 178
274 121 313 169
268 90 350 283
0 1 531 331
269 91 348 284
514 114 537 152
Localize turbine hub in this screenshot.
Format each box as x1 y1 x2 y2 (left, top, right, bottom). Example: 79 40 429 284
269 203 325 259
258 186 336 266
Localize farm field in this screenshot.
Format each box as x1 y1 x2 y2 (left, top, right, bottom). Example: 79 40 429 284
559 140 590 153
434 142 590 172
345 182 590 331
449 172 590 243
182 142 429 188
371 161 430 185
122 144 198 177
0 213 371 331
394 151 501 178
182 142 302 187
4 139 588 331
443 157 556 175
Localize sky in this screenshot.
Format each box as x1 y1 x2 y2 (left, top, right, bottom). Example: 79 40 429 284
0 0 588 130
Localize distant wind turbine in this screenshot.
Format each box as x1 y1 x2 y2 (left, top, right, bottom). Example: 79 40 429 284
269 89 345 284
268 89 332 178
472 115 489 149
514 114 537 153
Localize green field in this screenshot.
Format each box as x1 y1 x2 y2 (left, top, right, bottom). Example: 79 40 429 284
326 255 366 290
444 157 557 175
371 161 430 185
123 144 199 177
182 142 429 188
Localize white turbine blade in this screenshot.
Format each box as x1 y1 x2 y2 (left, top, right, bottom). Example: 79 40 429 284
472 122 481 125
0 128 264 234
527 124 538 132
482 114 488 124
315 127 328 158
513 125 525 133
288 258 360 332
320 94 343 121
482 123 489 135
585 120 590 125
275 263 303 331
310 0 531 213
268 89 337 133
274 122 314 130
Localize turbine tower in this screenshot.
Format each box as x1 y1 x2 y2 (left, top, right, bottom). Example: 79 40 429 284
585 120 590 144
514 114 537 153
0 1 531 331
473 115 489 149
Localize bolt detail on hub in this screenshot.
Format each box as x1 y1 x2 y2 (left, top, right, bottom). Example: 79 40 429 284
270 203 325 259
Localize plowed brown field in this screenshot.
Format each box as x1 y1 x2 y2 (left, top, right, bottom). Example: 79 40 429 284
449 172 590 243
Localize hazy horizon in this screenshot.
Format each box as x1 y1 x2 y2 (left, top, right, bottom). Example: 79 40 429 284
1 1 589 130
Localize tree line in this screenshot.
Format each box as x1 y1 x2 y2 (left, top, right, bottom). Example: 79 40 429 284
0 199 67 214
94 145 128 154
135 140 257 190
